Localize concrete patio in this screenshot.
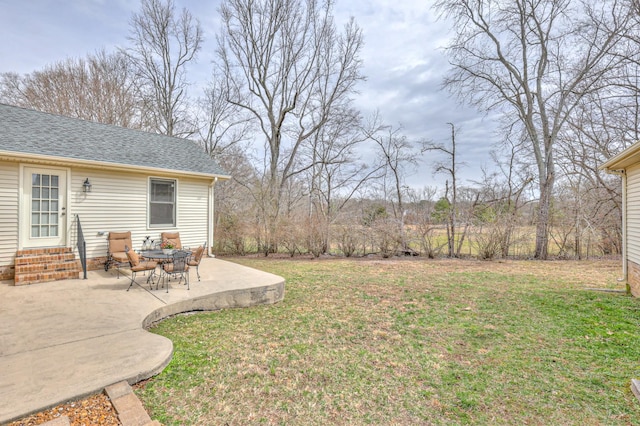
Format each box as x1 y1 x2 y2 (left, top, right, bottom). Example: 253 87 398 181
0 257 285 424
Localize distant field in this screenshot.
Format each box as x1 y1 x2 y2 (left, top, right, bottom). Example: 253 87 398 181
137 257 638 425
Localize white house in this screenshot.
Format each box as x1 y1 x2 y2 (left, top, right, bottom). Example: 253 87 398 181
0 103 229 285
601 140 640 297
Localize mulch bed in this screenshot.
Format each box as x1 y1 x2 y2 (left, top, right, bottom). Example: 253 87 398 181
7 393 120 426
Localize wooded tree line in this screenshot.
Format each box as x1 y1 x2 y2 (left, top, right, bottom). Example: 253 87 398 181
2 0 638 260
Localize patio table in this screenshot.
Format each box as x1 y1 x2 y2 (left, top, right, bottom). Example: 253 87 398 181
141 249 175 261
140 250 192 289
141 249 192 262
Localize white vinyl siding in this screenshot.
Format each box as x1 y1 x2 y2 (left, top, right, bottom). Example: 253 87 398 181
0 162 19 267
69 168 148 260
626 164 640 265
175 178 210 248
69 168 211 260
0 161 212 268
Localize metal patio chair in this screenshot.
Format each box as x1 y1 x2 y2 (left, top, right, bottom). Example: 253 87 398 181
188 243 206 281
124 245 158 291
160 231 182 250
105 231 132 278
161 250 190 292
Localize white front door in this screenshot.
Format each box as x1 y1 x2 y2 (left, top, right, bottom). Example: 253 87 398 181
21 166 67 248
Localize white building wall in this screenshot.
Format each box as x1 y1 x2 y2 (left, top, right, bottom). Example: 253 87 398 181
626 164 640 265
69 167 213 260
176 177 210 249
0 160 213 270
0 162 19 267
69 167 148 260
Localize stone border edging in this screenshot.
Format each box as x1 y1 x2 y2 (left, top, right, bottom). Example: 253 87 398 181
38 381 160 426
105 381 160 426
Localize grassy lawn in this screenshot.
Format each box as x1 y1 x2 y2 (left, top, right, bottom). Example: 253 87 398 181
136 258 640 425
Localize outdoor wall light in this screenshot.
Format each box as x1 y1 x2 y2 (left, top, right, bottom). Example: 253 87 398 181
83 178 92 193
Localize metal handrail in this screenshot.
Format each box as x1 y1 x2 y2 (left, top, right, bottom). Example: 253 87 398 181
76 215 87 279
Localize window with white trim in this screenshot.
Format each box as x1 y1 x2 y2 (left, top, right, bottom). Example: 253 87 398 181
149 178 176 227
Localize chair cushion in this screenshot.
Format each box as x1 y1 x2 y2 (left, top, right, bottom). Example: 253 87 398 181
109 231 132 253
132 261 157 272
163 263 189 273
125 249 140 266
188 246 204 266
112 252 128 263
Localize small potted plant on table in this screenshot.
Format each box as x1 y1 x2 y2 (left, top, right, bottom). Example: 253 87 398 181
160 240 175 255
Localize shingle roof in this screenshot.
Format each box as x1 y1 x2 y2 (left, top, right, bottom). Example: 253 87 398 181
0 103 229 178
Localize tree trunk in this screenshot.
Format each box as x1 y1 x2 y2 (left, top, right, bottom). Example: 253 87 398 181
535 174 553 259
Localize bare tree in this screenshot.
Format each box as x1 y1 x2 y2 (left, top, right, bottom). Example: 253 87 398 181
552 54 640 257
196 69 253 158
125 0 202 136
425 123 465 257
364 114 422 252
216 0 364 253
407 186 444 258
471 139 534 258
434 0 636 259
214 145 261 255
0 50 142 127
558 55 640 209
304 106 383 254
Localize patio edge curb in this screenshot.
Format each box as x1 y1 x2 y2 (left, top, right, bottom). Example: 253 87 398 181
142 279 285 328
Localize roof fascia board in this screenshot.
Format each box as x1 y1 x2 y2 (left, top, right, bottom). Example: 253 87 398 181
600 141 640 172
0 150 231 181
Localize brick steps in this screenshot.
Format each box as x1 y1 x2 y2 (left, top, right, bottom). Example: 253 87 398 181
14 247 81 285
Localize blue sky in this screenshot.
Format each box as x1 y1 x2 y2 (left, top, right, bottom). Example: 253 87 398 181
0 0 499 190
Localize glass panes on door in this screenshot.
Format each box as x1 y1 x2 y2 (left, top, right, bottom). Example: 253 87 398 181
31 173 59 238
